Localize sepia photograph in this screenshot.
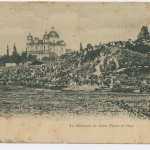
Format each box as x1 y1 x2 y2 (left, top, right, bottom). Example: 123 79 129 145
0 2 150 143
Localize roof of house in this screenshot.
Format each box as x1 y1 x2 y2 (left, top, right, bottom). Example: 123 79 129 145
27 40 66 46
27 41 34 45
31 60 44 65
56 40 66 46
49 41 55 46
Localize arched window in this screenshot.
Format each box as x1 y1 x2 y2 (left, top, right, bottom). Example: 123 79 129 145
48 46 49 50
28 47 29 49
44 46 45 50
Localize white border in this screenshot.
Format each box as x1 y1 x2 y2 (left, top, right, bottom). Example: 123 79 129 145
0 144 150 150
0 0 150 2
0 0 150 149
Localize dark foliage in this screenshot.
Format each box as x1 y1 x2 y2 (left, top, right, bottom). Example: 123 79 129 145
126 44 150 54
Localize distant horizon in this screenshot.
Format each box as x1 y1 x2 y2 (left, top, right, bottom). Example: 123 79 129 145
0 2 150 55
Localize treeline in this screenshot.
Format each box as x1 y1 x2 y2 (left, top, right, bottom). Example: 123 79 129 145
0 43 38 66
126 44 150 54
126 25 150 54
0 52 37 66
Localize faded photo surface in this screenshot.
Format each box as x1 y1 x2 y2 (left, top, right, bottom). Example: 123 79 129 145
0 2 150 143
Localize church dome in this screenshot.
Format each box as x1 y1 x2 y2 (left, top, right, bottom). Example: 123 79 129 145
48 26 59 38
43 31 49 39
34 37 39 40
48 31 59 38
27 32 33 39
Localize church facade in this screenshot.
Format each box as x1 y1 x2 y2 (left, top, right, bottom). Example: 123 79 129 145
26 26 66 60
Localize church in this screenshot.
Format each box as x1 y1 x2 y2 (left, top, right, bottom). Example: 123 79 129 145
26 26 66 60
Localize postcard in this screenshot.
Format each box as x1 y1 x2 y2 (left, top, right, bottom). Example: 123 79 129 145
0 2 150 143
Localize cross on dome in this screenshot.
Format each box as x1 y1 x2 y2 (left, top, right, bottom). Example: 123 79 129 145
51 26 55 31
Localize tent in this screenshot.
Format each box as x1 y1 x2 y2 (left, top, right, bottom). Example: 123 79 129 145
31 60 44 65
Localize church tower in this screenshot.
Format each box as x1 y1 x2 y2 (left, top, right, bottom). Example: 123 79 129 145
43 31 49 43
27 32 33 43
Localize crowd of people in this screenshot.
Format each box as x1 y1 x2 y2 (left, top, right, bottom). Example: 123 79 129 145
0 49 149 93
0 56 103 87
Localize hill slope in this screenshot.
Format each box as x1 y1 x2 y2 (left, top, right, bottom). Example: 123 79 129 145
68 47 150 78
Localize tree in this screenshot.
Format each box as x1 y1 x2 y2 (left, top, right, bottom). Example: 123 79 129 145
110 61 117 71
77 51 80 56
12 43 19 56
80 43 83 53
119 41 123 47
87 43 92 51
11 43 21 64
21 52 27 63
27 54 37 62
42 56 51 61
94 45 98 50
106 42 111 47
125 39 132 49
137 25 150 43
98 42 102 49
0 55 8 66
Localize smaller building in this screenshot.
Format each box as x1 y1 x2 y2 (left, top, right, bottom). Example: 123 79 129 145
6 63 17 67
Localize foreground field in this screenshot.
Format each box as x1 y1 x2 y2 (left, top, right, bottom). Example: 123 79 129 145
0 85 150 120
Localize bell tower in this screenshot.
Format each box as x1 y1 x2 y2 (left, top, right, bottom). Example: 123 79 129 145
27 32 33 43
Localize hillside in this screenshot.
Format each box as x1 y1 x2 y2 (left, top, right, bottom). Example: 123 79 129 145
99 47 150 76
63 47 150 79
126 44 150 54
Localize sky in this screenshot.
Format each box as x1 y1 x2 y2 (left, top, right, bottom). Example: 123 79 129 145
0 2 150 55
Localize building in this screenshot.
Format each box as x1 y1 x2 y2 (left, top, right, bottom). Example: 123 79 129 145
5 63 17 67
26 26 66 60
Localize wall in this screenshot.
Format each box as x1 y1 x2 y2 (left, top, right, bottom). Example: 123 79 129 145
49 37 59 43
6 63 16 67
55 46 66 56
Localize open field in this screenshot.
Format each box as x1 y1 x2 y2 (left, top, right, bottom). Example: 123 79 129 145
0 85 150 120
